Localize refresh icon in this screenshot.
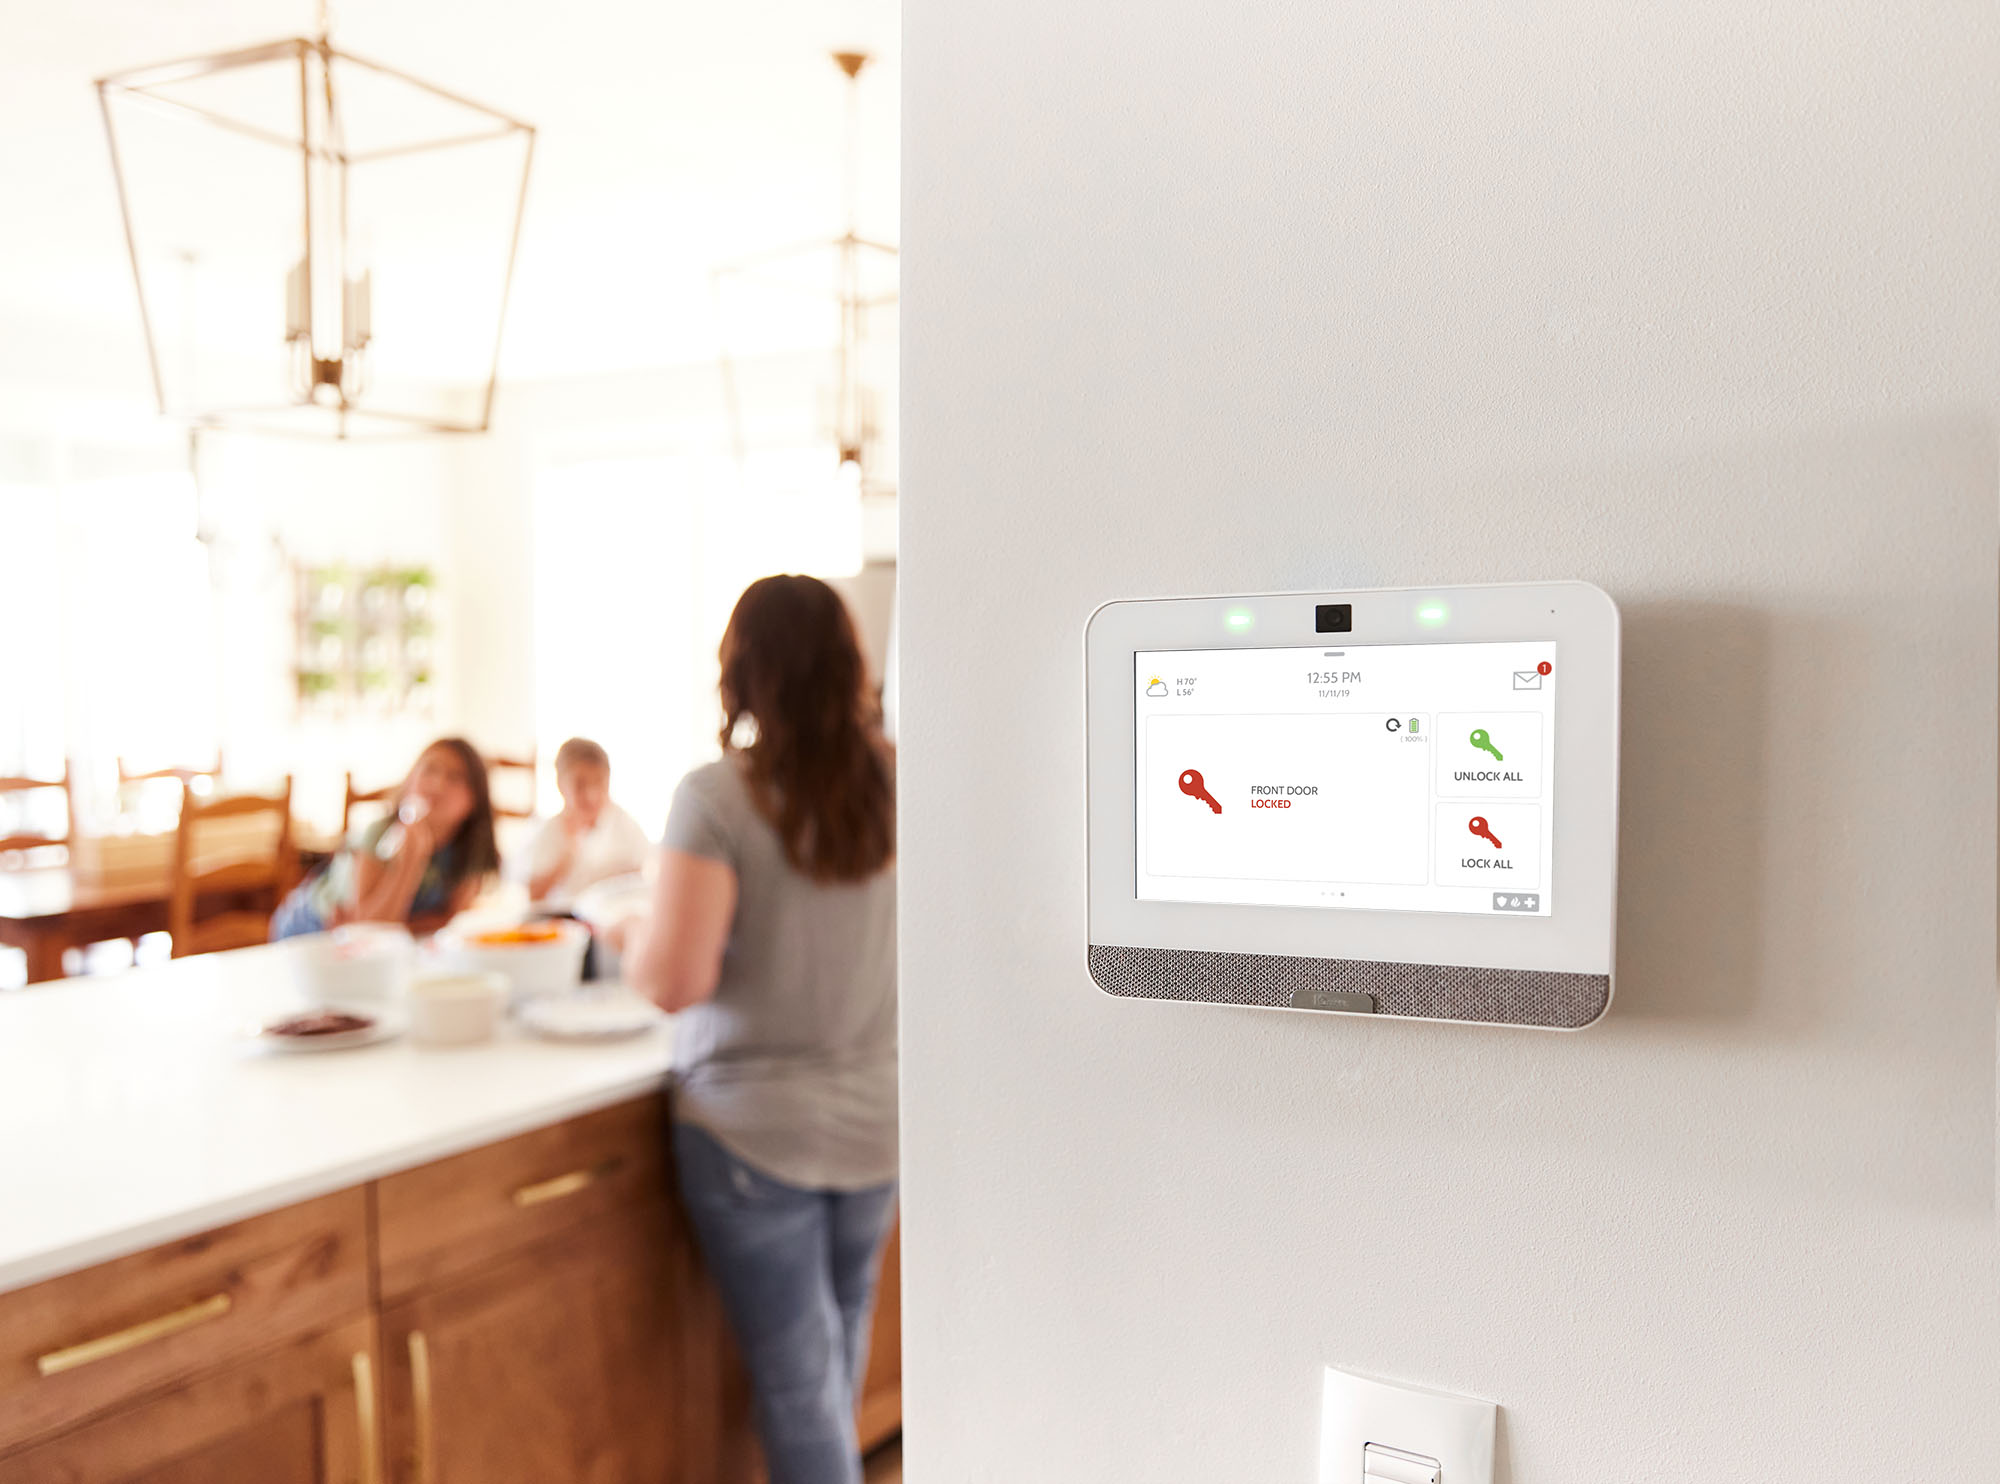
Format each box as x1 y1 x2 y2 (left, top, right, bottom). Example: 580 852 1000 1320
1383 717 1401 733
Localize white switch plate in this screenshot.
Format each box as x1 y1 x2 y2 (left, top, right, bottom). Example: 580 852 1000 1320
1319 1367 1497 1484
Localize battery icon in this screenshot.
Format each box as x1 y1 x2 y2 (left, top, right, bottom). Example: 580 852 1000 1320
1408 718 1419 734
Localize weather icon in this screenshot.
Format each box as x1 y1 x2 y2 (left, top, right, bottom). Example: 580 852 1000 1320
1145 676 1168 696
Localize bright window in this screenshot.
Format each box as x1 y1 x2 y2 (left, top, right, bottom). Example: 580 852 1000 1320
0 474 219 834
531 450 863 836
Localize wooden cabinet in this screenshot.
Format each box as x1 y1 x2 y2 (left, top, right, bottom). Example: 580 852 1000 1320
0 1191 369 1451
378 1205 679 1484
0 1317 377 1484
374 1097 667 1303
856 1219 901 1455
0 1096 900 1484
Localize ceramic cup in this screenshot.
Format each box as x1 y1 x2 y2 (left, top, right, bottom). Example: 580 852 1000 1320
407 970 509 1048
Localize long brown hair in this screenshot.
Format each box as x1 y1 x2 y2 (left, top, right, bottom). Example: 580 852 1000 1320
718 575 894 882
389 737 501 891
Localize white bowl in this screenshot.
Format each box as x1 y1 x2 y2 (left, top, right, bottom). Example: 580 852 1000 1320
407 971 508 1047
431 919 590 1000
290 924 416 1007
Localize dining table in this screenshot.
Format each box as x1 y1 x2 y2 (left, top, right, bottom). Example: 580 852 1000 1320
0 829 337 984
0 866 178 985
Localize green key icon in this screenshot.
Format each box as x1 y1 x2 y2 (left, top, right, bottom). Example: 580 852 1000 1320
1470 728 1504 762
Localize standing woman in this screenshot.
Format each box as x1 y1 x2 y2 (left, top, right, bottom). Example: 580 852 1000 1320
624 575 897 1484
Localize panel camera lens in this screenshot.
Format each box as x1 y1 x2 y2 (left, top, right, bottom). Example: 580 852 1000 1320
1315 603 1352 633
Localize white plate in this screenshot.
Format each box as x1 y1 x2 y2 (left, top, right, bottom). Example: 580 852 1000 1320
517 990 663 1042
254 1006 407 1054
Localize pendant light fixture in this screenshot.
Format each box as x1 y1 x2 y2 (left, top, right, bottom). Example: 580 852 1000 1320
713 49 897 496
95 3 535 438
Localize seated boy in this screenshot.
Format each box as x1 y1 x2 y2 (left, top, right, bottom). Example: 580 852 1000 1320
521 737 652 910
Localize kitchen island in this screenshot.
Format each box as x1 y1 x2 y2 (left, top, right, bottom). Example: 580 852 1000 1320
0 945 900 1482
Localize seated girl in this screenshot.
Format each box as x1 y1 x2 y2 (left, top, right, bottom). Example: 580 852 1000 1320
272 738 500 940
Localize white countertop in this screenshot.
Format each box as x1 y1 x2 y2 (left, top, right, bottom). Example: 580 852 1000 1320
0 944 674 1295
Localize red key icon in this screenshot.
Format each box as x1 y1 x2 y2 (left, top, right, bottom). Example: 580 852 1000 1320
1179 769 1222 814
1468 815 1502 849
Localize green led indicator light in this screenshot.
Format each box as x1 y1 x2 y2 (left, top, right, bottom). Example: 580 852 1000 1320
1416 603 1448 626
1225 610 1255 630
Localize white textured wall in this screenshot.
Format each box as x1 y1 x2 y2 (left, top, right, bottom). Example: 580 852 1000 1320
898 2 1998 1480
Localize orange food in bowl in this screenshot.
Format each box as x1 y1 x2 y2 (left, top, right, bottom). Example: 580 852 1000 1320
470 925 566 947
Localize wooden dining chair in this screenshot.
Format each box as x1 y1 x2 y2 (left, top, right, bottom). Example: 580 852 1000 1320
341 772 394 838
484 748 538 820
167 777 294 959
0 762 76 861
118 754 224 789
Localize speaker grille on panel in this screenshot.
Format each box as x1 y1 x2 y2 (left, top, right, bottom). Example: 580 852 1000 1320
1088 943 1610 1029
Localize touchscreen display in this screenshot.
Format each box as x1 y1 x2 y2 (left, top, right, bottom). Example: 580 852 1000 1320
1134 640 1557 916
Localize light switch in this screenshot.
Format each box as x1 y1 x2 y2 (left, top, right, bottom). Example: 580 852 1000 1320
1363 1442 1441 1484
1320 1367 1496 1484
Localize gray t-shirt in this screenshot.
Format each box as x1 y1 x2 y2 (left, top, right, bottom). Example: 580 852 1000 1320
663 757 898 1190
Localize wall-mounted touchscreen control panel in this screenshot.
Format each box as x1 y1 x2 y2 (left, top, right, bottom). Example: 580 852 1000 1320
1086 583 1619 1029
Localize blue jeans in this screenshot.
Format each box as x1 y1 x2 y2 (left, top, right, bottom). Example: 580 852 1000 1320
672 1121 897 1484
268 878 327 941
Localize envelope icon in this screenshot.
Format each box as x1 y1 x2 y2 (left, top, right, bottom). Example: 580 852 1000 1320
1512 670 1543 690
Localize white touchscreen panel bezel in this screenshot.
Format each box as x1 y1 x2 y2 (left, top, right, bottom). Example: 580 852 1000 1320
1085 581 1619 984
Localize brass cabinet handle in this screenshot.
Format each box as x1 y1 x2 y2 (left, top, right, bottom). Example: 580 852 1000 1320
351 1350 382 1484
408 1329 435 1484
35 1292 233 1377
511 1156 623 1208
